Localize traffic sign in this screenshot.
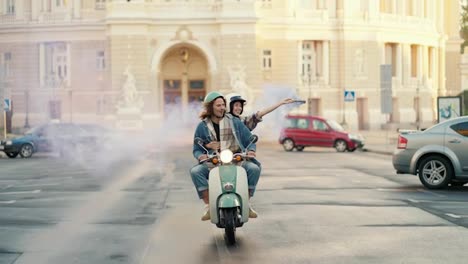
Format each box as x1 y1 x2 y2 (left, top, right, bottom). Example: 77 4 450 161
3 98 10 111
344 90 355 102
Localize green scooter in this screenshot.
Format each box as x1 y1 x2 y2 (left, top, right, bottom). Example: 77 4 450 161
195 135 258 245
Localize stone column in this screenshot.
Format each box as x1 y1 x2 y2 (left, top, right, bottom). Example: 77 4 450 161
396 43 402 84
438 46 446 96
66 42 71 86
73 0 81 19
31 0 39 20
16 0 24 19
422 45 428 81
403 44 411 85
322 40 329 85
397 0 406 16
40 43 45 87
297 41 303 86
327 0 336 18
417 45 423 80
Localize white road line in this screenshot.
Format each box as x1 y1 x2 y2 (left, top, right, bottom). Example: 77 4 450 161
0 200 16 204
0 189 41 195
407 199 419 203
14 183 60 188
445 213 462 219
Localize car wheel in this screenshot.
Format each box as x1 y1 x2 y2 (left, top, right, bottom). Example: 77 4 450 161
6 152 18 158
282 138 295 152
334 140 347 152
19 144 34 158
418 156 453 189
296 146 305 151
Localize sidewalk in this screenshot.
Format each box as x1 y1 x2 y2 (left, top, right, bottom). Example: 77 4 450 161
358 129 399 155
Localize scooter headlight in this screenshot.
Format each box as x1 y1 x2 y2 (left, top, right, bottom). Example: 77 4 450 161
220 149 233 163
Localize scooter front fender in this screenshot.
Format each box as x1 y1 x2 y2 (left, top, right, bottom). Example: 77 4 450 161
218 193 241 208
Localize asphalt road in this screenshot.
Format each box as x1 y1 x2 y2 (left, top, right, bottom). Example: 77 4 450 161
0 143 467 264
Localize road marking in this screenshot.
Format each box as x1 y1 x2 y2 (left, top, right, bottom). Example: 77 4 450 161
445 213 462 219
0 200 16 204
14 183 60 188
0 189 41 195
407 199 419 203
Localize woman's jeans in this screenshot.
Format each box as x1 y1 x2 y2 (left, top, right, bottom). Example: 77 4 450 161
190 161 261 199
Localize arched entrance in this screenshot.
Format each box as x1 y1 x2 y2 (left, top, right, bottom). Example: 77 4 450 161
160 45 209 116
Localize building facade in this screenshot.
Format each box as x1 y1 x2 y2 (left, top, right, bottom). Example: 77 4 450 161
0 0 465 131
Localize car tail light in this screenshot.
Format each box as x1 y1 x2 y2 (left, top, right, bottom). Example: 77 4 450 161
397 135 408 149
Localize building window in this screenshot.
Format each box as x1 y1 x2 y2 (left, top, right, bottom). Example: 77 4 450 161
2 52 12 78
96 0 106 10
302 40 323 81
6 0 15 14
45 42 69 86
262 50 272 70
96 51 105 70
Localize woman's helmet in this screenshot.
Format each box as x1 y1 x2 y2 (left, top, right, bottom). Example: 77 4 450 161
204 91 224 103
225 92 247 116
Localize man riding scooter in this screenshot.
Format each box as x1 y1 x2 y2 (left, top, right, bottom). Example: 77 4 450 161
190 91 261 221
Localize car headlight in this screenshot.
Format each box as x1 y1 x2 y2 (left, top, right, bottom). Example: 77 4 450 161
220 149 233 163
349 134 363 141
6 141 12 145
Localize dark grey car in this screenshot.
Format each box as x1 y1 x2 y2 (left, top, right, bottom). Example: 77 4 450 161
392 116 468 189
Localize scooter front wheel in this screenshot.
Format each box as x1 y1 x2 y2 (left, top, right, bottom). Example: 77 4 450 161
222 208 237 245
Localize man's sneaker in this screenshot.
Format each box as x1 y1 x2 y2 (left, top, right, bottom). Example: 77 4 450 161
248 206 258 218
201 205 210 221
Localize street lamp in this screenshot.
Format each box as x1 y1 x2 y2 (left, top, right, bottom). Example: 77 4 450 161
416 80 421 130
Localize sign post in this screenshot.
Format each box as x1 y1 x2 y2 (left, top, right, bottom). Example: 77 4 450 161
342 90 355 127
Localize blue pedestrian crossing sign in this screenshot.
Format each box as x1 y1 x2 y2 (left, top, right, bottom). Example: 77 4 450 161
344 90 355 102
3 98 10 111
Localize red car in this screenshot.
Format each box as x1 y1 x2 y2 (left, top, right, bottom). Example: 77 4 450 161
278 115 364 152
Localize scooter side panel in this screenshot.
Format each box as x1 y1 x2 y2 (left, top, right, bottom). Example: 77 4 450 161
209 167 223 224
235 166 250 223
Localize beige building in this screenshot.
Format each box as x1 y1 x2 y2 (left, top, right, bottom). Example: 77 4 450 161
0 0 465 131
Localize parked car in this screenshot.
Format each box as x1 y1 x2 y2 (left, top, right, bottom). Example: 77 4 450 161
392 116 468 189
0 122 97 158
278 114 364 152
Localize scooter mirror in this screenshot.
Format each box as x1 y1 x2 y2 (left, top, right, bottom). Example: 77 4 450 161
249 135 258 144
194 137 204 146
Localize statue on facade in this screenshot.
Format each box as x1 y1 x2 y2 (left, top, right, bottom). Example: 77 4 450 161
227 65 253 102
117 66 144 111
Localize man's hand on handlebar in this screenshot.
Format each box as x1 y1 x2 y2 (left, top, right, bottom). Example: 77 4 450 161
198 154 208 162
205 141 220 151
247 150 256 158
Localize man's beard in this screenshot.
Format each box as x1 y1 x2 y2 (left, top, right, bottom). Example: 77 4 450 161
214 112 225 119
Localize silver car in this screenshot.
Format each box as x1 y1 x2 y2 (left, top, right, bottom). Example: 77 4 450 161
392 116 468 189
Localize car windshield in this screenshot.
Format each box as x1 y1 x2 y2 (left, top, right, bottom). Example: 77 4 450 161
327 120 345 132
